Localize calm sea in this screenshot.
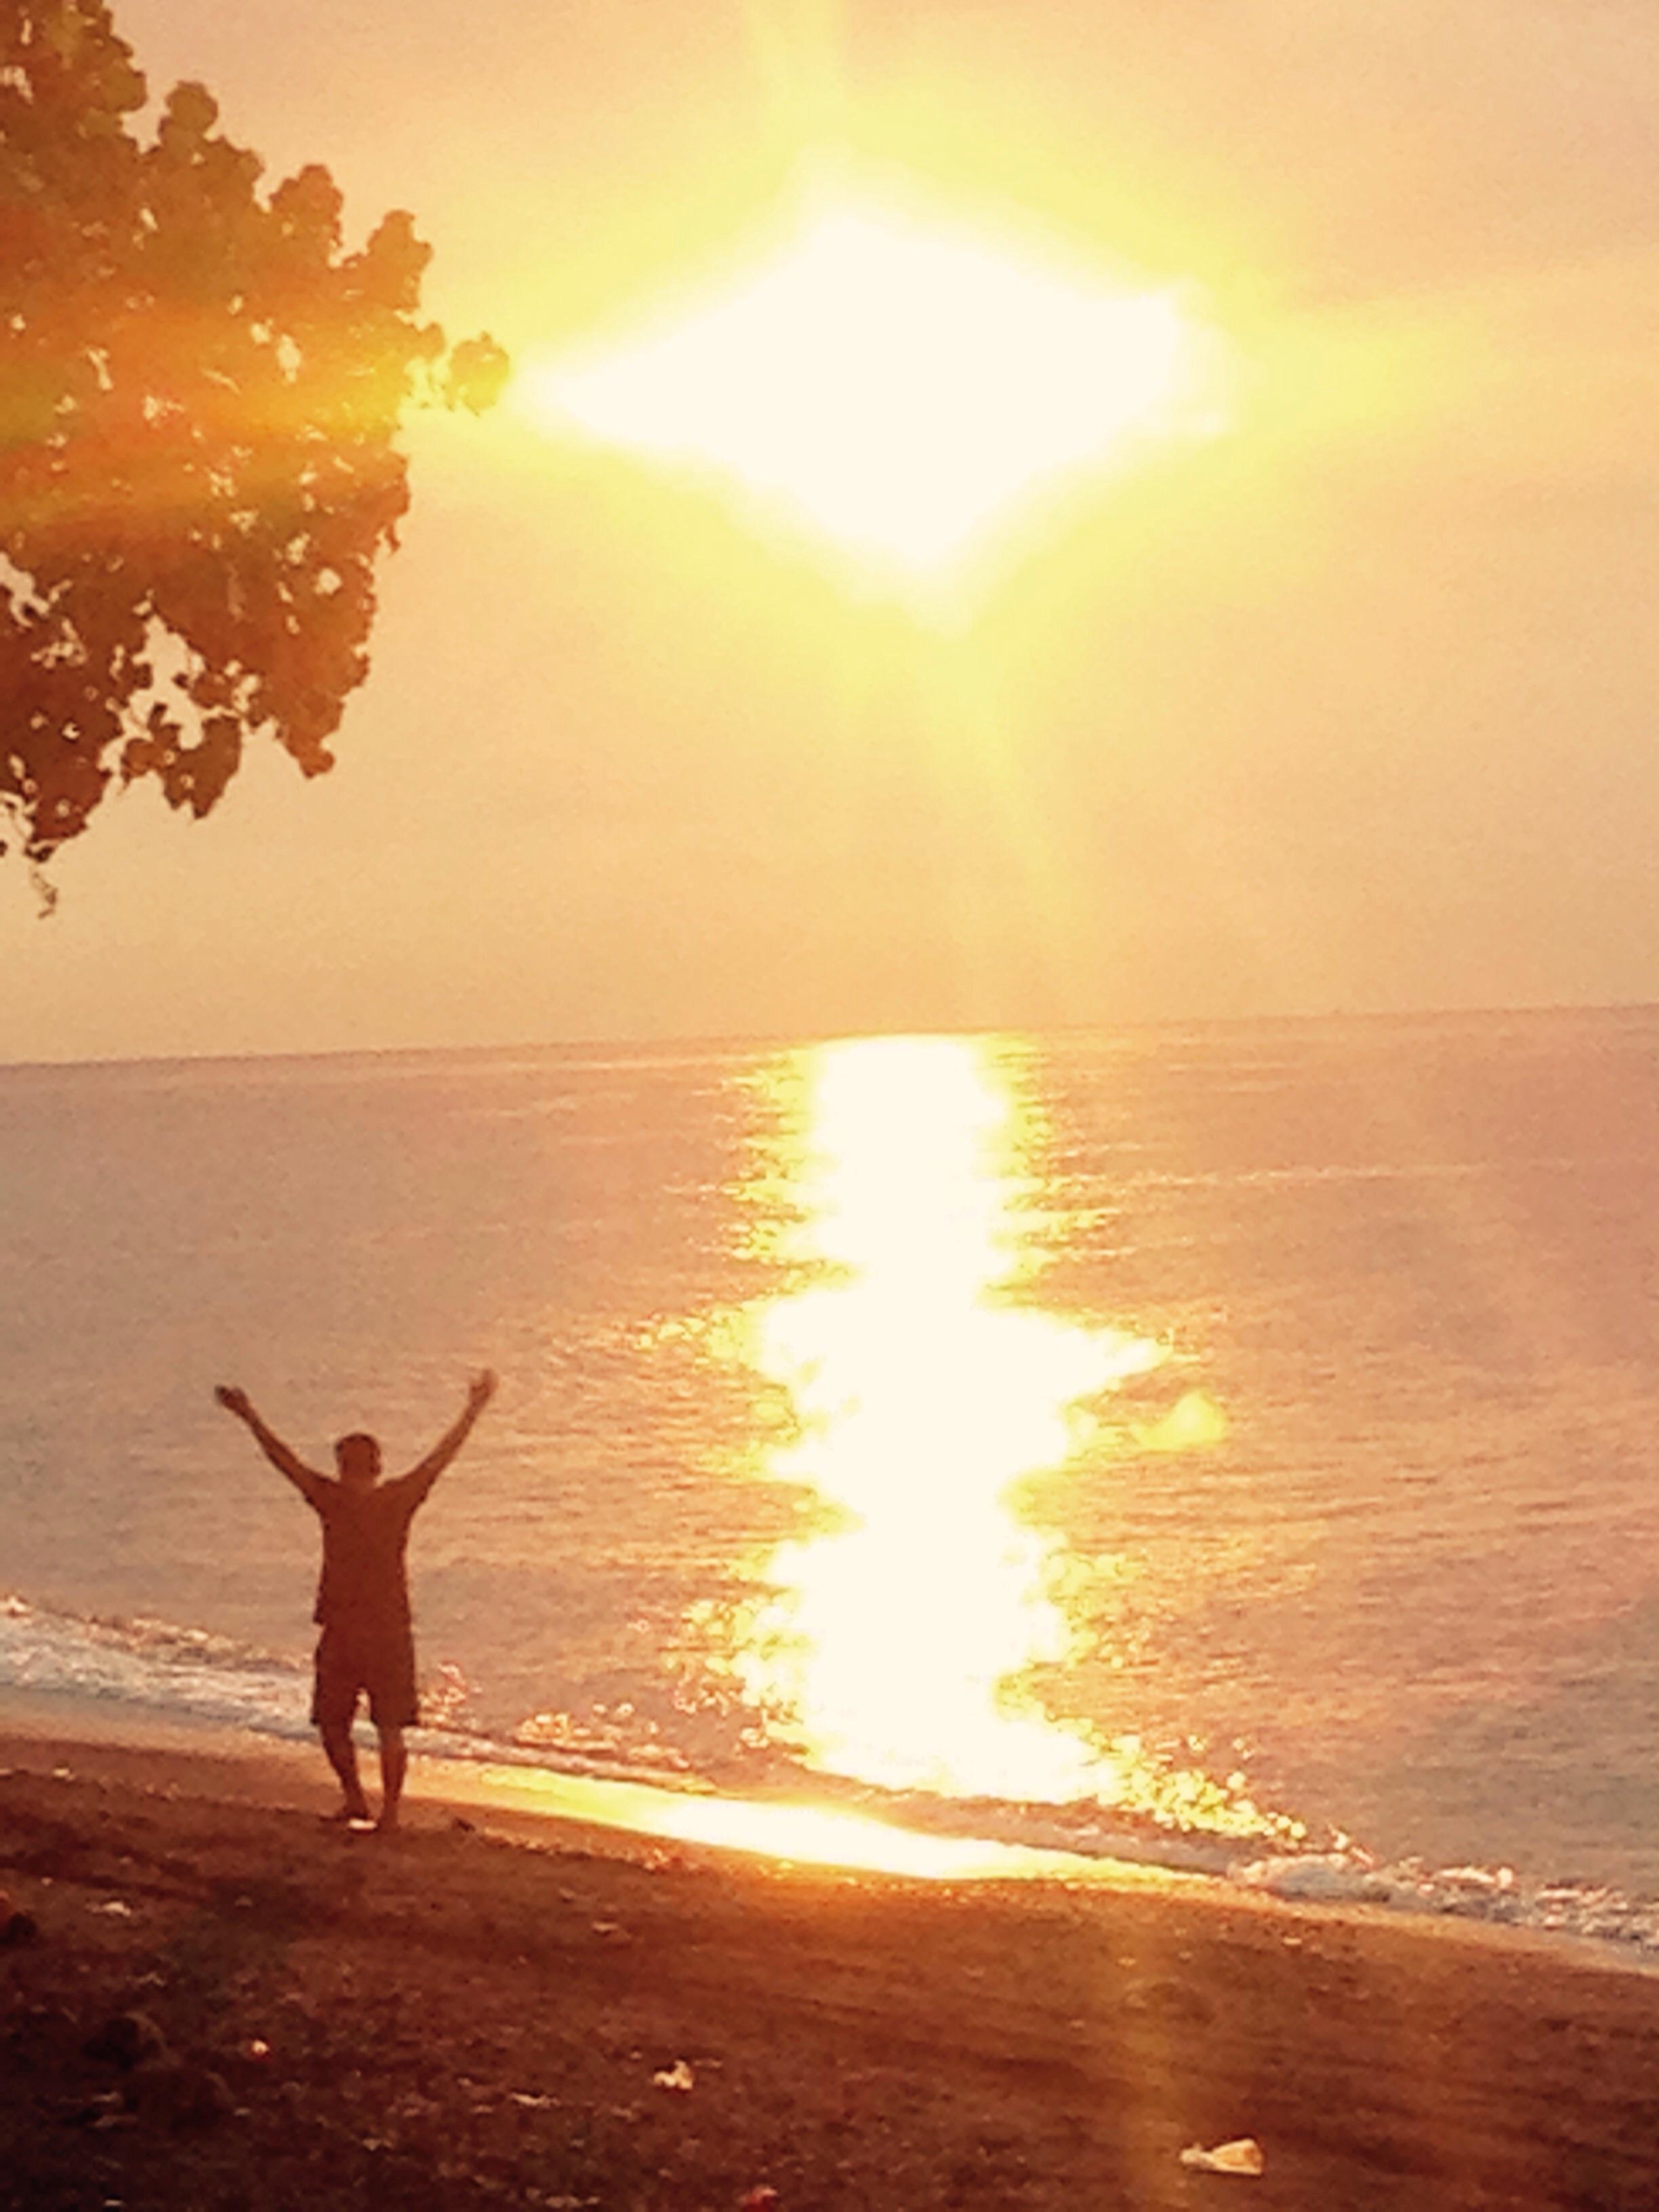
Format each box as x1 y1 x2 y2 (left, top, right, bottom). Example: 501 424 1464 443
7 1012 1659 1934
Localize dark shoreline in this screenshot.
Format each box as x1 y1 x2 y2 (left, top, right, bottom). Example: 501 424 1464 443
6 1721 1659 2209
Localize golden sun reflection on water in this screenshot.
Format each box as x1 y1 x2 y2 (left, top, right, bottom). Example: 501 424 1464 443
712 1036 1292 1845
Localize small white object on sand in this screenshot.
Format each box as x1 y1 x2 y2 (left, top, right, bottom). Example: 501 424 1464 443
1179 2137 1265 2176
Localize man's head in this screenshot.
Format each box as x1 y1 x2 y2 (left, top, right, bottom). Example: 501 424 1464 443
334 1432 382 1488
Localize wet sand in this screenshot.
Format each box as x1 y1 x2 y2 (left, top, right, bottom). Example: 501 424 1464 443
5 1721 1659 2209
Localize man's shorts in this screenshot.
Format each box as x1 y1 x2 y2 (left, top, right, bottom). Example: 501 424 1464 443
311 1624 419 1732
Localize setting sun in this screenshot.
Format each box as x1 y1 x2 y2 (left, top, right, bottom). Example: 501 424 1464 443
525 195 1225 581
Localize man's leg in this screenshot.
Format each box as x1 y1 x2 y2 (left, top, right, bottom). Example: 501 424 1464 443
314 1636 372 1822
319 1715 371 1822
375 1727 407 1832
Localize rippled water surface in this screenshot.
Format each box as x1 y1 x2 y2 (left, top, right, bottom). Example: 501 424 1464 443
6 1010 1659 1895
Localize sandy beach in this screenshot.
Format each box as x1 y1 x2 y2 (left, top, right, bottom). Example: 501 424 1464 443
3 1719 1659 2210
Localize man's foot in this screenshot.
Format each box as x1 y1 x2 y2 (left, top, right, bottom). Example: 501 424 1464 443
372 1810 401 1836
323 1801 372 1828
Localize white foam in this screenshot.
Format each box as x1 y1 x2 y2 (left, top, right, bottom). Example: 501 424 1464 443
1231 1848 1659 1958
0 1593 312 1737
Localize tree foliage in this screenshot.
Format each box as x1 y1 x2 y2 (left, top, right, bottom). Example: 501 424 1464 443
0 0 508 881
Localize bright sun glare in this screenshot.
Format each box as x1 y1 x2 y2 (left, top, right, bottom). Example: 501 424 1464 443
690 1036 1292 1849
527 197 1225 581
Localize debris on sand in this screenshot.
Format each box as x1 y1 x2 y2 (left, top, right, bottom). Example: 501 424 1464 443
1180 2136 1265 2176
124 2055 234 2130
83 2011 169 2068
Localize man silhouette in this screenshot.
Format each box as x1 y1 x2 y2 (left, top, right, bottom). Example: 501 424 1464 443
215 1372 497 1831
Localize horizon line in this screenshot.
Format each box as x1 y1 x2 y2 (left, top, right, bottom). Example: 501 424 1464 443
3 996 1656 1079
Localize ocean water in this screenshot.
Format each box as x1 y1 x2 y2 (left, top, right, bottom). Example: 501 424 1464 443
7 1011 1659 1937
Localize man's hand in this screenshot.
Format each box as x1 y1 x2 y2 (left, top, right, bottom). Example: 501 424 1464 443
216 1388 323 1502
398 1370 497 1501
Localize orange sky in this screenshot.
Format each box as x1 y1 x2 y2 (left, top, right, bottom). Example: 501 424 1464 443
6 0 1659 1062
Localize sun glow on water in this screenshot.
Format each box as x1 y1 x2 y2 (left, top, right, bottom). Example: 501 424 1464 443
526 196 1225 581
702 1036 1288 1843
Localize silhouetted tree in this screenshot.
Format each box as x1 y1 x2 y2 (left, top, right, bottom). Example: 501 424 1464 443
0 0 507 886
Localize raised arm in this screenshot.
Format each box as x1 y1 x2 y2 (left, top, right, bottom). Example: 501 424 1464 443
215 1385 327 1507
397 1370 497 1504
